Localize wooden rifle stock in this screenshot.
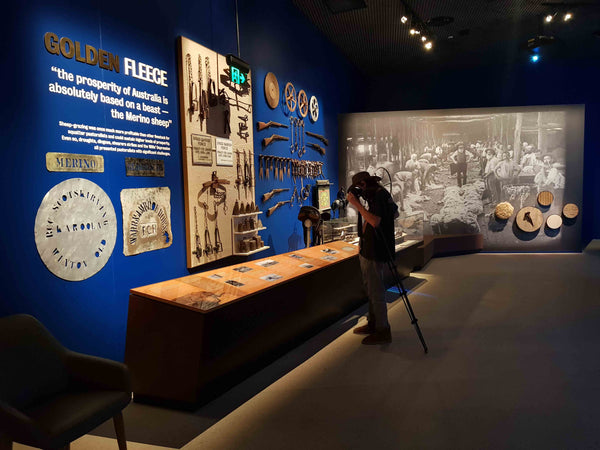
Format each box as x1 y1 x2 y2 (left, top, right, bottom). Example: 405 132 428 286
257 121 289 131
262 134 289 148
305 131 328 146
306 142 326 156
266 200 291 217
261 188 290 203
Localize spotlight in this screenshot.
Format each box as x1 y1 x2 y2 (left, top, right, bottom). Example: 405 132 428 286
424 41 433 50
410 28 416 35
401 16 408 24
545 14 554 23
530 53 540 63
563 12 573 21
421 36 427 42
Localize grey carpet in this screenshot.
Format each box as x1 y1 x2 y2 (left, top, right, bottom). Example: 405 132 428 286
94 245 600 449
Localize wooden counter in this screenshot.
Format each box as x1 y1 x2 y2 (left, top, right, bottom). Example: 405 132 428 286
125 241 368 409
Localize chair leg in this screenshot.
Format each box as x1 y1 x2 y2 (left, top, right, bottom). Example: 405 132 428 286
0 434 12 450
113 411 127 450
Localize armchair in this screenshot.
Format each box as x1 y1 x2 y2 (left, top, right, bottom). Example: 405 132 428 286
0 314 131 449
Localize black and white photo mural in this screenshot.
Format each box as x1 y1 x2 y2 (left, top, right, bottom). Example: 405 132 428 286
339 105 584 251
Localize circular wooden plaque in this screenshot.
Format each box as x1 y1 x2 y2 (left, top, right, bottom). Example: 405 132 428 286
515 206 544 232
537 191 554 207
264 72 279 109
546 214 562 230
563 203 579 219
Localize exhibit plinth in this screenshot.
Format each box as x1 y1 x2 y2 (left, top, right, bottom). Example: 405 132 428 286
125 241 368 409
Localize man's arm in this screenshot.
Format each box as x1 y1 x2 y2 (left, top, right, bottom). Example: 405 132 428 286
347 191 381 228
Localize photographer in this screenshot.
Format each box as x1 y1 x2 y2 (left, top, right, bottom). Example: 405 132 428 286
347 171 399 345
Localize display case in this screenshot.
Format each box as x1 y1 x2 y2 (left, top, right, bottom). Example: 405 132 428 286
231 211 269 255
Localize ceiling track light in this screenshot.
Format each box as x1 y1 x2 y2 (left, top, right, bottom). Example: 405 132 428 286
424 41 433 50
545 13 555 23
401 15 408 24
563 12 573 21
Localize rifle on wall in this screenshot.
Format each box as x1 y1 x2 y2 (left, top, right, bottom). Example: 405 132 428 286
261 188 290 203
266 200 291 217
306 142 326 156
305 131 328 146
256 121 289 132
262 134 289 148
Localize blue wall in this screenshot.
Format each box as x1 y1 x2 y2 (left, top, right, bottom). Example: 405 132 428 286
1 0 364 361
363 59 600 246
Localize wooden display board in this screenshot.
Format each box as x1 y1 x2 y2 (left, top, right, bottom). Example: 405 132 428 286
177 36 256 268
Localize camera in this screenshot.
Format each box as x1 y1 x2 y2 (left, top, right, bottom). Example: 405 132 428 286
348 185 363 197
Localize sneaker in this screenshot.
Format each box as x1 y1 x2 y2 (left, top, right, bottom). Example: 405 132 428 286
361 328 392 345
353 324 374 335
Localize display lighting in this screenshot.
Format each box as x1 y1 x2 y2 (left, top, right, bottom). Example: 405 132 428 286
424 41 433 50
545 14 554 23
563 12 573 21
530 53 540 63
401 15 408 24
421 36 427 42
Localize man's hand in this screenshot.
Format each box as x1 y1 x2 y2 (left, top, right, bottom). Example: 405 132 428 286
346 191 360 209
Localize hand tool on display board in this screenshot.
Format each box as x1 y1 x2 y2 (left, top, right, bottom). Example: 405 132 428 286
256 121 289 131
192 206 202 260
243 150 251 196
249 151 255 188
201 202 213 256
261 188 290 203
201 171 229 213
307 142 326 156
266 200 291 217
213 202 223 253
305 131 328 146
284 82 297 113
224 110 231 135
297 90 308 118
262 134 289 148
198 54 209 127
309 95 319 122
186 54 198 122
206 57 218 107
264 72 280 109
259 155 264 179
235 150 243 198
238 117 249 142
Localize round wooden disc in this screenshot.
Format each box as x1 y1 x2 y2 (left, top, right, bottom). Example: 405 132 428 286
537 191 554 207
264 72 279 109
562 203 579 219
515 206 544 232
297 89 308 118
546 214 562 230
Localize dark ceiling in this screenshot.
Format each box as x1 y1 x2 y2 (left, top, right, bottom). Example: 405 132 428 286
292 0 600 75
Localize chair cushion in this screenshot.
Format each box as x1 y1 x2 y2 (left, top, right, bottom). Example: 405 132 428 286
21 389 131 448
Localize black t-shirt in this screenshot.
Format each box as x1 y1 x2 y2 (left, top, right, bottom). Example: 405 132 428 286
358 187 398 261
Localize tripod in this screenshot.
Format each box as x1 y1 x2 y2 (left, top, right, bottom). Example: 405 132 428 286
372 214 429 354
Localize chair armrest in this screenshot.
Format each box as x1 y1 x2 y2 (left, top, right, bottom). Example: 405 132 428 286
64 351 131 392
0 400 46 444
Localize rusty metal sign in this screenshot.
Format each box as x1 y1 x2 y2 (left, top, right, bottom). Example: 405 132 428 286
34 178 117 281
125 157 165 177
46 152 104 173
121 187 173 256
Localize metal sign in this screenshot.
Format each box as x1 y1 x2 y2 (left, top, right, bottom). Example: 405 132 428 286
215 137 233 166
125 157 165 177
34 178 117 281
121 187 173 256
191 133 213 165
46 152 104 173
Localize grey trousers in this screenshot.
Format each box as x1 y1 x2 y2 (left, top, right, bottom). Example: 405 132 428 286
359 254 390 331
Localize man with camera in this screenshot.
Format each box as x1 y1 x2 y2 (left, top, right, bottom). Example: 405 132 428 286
347 171 399 345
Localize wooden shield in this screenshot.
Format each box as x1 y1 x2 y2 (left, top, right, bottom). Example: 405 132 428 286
264 72 279 109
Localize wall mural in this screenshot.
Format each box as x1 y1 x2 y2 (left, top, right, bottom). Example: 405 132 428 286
339 105 584 251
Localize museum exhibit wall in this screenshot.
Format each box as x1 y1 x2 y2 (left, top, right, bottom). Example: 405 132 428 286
1 0 364 361
361 58 600 248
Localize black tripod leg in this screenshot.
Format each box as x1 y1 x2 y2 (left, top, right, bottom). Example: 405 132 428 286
387 260 428 353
